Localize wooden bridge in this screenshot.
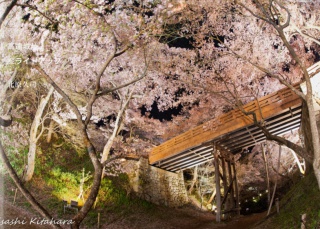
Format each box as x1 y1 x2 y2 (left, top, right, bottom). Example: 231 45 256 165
149 85 302 172
149 62 320 172
149 86 303 220
148 63 319 222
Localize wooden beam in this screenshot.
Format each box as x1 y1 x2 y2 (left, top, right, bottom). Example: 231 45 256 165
163 151 213 170
171 158 213 172
221 176 236 206
152 146 210 166
221 157 228 194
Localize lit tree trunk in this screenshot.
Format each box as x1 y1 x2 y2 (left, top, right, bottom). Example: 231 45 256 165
101 90 134 178
188 165 198 195
34 58 135 229
289 148 305 175
0 141 62 229
261 143 271 204
0 69 17 106
46 119 55 143
277 28 320 189
24 86 54 182
0 0 17 29
307 96 320 189
267 145 282 216
0 70 17 127
208 189 216 205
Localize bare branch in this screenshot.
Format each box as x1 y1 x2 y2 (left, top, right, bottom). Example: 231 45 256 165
227 47 306 100
0 0 17 29
273 0 291 29
292 24 320 46
33 64 84 126
84 33 117 126
236 0 271 25
97 61 149 97
16 4 57 25
72 0 103 18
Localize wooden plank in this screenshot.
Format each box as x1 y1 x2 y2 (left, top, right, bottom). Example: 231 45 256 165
229 124 301 153
164 151 213 170
218 106 301 145
171 157 214 172
171 157 213 172
156 146 210 166
224 116 302 149
227 119 301 150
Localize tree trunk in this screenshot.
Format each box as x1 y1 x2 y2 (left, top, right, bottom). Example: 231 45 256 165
290 148 305 175
0 0 17 28
278 24 320 190
0 116 12 127
208 189 216 204
46 119 55 143
0 140 61 229
101 91 133 178
71 134 102 229
267 145 282 216
24 86 54 182
188 165 198 195
307 98 320 189
261 143 271 204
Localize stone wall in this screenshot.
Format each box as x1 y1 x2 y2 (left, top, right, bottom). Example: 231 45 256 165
122 158 189 207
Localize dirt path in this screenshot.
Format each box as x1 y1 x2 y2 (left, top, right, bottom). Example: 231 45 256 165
104 206 266 229
193 213 266 229
0 197 265 229
0 198 55 229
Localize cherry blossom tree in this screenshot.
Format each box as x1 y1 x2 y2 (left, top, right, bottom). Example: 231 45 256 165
1 0 320 227
0 0 200 227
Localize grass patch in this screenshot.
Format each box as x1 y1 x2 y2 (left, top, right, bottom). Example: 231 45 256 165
257 173 320 229
2 134 155 228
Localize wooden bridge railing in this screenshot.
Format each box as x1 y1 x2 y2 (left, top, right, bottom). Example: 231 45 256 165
149 85 302 164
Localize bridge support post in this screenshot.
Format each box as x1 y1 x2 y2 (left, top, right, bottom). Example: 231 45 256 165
221 156 230 219
221 157 228 193
214 145 221 222
232 158 240 215
227 159 235 215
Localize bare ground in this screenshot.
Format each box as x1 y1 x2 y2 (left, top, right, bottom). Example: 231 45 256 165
103 206 265 229
0 197 265 229
0 198 48 229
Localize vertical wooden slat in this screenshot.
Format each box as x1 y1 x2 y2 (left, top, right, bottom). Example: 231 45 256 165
214 146 221 222
221 156 228 218
221 157 228 194
227 160 235 209
232 158 240 215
